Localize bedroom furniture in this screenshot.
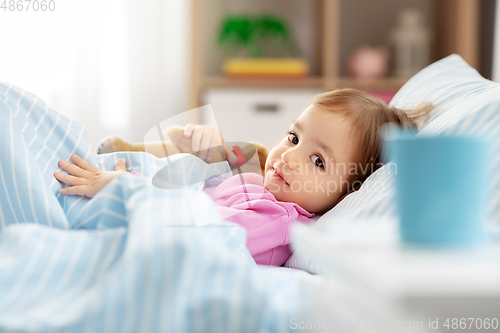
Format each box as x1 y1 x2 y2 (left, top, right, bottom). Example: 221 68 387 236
203 88 323 148
0 78 331 332
188 0 480 112
292 219 500 329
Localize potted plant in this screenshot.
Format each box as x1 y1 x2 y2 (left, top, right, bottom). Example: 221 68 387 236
217 14 308 78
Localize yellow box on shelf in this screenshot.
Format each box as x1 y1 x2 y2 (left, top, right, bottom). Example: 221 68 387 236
222 58 309 78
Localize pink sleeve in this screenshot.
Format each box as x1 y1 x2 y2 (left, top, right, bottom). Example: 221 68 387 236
205 173 314 266
215 201 308 266
130 171 142 177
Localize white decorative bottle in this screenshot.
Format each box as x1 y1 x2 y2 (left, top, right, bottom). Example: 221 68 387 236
390 9 431 77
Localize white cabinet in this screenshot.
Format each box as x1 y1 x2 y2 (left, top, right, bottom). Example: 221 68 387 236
292 220 500 329
202 88 323 149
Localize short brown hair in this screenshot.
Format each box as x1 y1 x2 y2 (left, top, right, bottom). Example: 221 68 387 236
311 88 432 193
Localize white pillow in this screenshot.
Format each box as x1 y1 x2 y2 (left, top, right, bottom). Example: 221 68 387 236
286 54 500 273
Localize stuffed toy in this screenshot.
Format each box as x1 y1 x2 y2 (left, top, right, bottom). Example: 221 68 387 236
97 125 269 176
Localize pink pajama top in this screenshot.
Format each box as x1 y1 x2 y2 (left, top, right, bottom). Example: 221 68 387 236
203 173 315 266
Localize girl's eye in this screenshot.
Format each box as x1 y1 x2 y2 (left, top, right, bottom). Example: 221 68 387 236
311 155 324 169
287 131 298 145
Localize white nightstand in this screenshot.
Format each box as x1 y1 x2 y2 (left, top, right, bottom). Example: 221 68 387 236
291 218 500 332
203 88 323 149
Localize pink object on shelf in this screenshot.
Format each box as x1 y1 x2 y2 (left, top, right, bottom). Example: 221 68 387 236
367 91 396 105
347 45 390 79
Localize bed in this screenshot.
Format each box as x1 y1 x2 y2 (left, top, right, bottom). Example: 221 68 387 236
1 54 500 332
0 74 335 332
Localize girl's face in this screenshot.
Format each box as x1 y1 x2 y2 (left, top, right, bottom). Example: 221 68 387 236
263 104 358 214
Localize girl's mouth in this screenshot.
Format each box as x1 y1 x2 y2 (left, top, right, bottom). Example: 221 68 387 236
272 168 289 185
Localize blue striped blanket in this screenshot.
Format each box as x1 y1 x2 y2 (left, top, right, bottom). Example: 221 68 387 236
0 81 305 332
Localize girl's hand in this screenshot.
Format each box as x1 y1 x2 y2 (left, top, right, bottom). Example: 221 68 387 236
183 123 227 161
54 154 129 198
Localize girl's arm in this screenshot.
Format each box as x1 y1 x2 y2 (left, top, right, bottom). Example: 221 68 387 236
54 154 129 198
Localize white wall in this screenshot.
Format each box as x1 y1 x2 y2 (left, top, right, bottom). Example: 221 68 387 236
0 0 189 151
0 2 80 117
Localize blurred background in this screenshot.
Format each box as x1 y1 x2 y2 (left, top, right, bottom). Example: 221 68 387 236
0 0 497 150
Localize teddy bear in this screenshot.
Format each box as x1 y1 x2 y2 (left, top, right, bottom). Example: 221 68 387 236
97 125 269 176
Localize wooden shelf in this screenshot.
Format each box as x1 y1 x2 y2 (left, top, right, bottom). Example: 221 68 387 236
203 76 325 89
189 0 480 109
338 77 410 91
202 76 408 91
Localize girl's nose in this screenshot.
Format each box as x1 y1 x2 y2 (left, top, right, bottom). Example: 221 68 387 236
281 149 298 169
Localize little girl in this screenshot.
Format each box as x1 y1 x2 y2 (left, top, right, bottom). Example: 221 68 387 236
54 88 431 266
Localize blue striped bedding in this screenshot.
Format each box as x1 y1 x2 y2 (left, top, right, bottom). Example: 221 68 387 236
0 80 309 332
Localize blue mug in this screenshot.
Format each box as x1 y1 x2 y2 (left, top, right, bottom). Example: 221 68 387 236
385 130 491 246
